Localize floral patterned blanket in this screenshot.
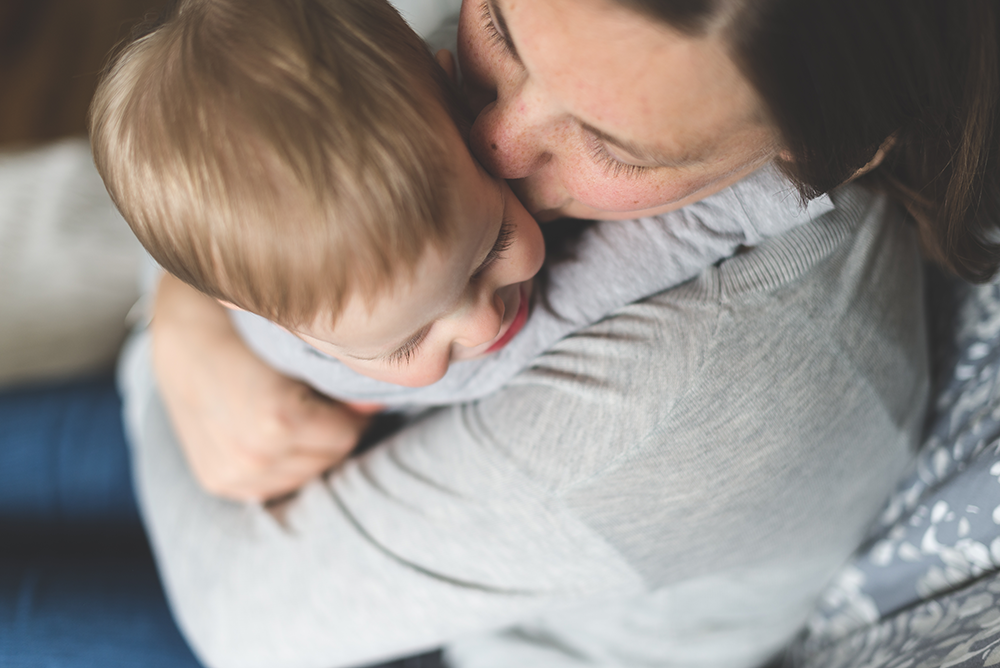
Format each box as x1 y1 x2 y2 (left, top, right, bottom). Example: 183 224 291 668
792 266 1000 667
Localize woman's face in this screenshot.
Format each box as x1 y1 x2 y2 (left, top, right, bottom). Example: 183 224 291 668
458 0 781 221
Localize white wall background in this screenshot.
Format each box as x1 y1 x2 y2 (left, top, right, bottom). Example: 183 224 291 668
389 0 462 38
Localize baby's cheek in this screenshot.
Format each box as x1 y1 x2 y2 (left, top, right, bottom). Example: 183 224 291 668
359 357 450 389
398 361 450 388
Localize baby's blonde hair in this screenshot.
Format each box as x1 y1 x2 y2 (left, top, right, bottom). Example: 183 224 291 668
90 0 464 328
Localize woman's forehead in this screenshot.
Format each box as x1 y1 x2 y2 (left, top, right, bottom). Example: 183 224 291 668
498 0 764 156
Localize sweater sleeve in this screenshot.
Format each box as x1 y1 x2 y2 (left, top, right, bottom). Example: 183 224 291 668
121 187 927 668
121 303 682 668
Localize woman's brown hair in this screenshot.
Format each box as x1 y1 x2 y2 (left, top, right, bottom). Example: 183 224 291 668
622 0 1000 283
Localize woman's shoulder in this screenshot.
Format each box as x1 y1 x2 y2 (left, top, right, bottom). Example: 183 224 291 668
666 183 927 425
624 183 925 439
668 184 917 306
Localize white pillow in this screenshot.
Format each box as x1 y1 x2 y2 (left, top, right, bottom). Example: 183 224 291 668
390 0 461 38
0 138 142 388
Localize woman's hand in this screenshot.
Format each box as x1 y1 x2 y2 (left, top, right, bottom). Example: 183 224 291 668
151 274 371 502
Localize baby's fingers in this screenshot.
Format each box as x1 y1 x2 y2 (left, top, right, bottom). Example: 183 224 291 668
284 388 372 456
227 449 347 503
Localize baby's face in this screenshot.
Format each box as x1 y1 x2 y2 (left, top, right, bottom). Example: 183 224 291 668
291 111 545 388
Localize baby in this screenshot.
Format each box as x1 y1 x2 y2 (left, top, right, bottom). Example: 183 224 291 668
90 0 832 413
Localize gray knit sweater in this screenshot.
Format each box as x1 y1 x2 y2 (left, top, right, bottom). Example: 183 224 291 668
121 183 928 668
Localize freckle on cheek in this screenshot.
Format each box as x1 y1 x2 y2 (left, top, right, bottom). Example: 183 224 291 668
491 143 498 151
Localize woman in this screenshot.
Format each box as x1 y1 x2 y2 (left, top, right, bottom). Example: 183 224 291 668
148 0 999 502
124 2 999 668
9 1 997 667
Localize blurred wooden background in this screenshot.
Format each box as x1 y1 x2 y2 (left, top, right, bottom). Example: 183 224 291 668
0 0 165 147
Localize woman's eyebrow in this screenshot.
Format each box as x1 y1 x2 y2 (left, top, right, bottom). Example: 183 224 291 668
581 122 701 167
488 0 521 62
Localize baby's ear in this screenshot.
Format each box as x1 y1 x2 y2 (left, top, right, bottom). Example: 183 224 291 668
435 48 457 83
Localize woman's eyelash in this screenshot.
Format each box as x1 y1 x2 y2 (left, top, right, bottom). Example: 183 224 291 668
386 328 429 367
589 139 652 178
476 219 515 277
480 2 513 56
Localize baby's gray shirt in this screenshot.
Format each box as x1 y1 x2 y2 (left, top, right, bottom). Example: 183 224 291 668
230 163 833 408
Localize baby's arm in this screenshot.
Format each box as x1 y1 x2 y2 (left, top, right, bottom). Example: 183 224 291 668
151 275 372 501
531 164 833 334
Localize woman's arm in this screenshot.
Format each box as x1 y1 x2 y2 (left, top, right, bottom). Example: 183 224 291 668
123 193 928 668
143 2 460 500
150 274 369 501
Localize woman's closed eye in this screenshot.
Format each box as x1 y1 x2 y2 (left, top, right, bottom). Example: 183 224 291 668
480 1 516 59
477 1 668 184
587 135 654 179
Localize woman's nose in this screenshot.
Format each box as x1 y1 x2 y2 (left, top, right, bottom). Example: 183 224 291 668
452 291 505 349
469 84 553 180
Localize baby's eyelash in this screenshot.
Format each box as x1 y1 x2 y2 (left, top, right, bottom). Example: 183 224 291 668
476 219 515 277
588 139 653 179
385 328 429 367
479 1 513 56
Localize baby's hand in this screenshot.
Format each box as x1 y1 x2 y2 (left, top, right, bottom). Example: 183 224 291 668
343 401 387 415
152 274 372 502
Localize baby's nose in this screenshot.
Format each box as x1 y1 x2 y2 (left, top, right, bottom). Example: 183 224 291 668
454 292 505 349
